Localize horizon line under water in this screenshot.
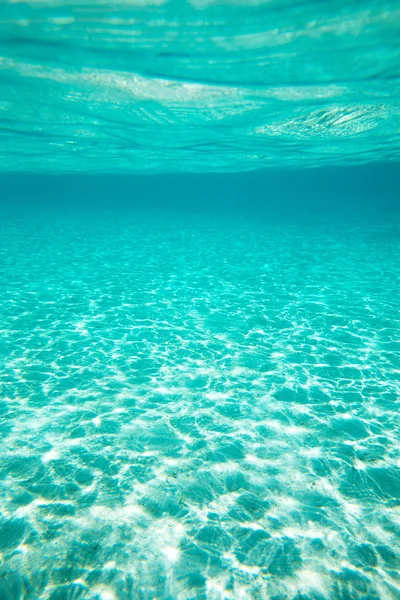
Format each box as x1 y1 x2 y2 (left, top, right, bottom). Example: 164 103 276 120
1 0 400 173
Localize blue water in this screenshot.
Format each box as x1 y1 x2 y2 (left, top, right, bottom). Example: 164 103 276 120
1 0 400 172
1 171 400 599
1 2 400 600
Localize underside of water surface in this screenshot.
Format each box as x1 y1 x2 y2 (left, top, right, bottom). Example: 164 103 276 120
1 0 400 172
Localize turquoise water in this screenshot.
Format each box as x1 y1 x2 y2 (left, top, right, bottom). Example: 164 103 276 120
1 0 400 172
1 190 400 599
1 0 400 598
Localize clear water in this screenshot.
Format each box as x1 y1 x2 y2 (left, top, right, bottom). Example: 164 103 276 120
1 1 400 599
1 191 400 599
1 0 400 172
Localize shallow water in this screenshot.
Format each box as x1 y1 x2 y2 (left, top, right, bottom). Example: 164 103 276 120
1 0 400 596
1 204 400 599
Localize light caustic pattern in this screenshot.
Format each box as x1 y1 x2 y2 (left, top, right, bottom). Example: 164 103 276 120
0 0 400 172
0 210 400 599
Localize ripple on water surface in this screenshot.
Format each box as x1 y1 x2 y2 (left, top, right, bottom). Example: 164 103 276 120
0 0 400 172
0 210 400 599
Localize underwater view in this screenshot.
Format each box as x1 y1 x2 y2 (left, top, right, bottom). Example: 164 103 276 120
1 1 400 600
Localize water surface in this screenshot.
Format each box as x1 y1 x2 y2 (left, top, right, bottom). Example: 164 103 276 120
1 0 400 172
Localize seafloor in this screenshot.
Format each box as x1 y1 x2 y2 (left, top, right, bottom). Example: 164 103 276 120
0 206 400 599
